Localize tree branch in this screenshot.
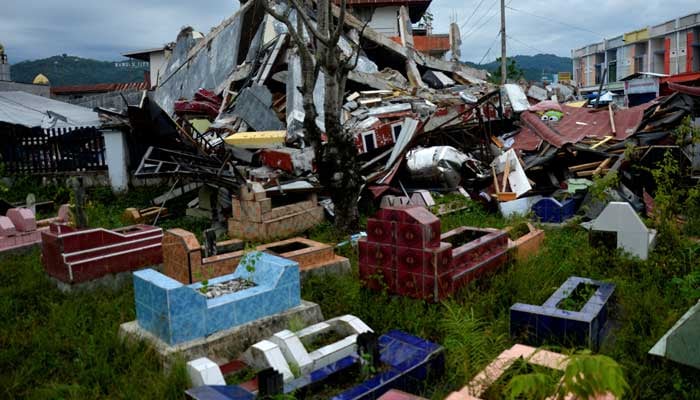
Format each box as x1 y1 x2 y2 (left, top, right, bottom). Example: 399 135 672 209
288 0 331 46
330 0 347 47
262 1 314 63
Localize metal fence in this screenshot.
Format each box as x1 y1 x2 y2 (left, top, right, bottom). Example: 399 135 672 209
0 124 107 174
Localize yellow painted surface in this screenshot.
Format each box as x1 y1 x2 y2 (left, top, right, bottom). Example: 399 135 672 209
32 73 49 85
191 119 211 134
624 28 649 43
224 130 286 149
566 100 588 108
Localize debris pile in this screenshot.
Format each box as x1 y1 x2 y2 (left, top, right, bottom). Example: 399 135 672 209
101 1 700 231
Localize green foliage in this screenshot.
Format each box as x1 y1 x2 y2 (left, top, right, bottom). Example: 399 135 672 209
557 353 630 399
10 55 145 86
507 372 559 400
588 171 619 202
490 57 525 83
672 116 700 145
467 54 572 82
672 269 700 302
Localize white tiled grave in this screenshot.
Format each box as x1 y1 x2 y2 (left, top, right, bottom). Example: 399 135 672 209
243 315 373 381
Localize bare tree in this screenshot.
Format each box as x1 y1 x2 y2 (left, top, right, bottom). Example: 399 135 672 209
264 0 364 234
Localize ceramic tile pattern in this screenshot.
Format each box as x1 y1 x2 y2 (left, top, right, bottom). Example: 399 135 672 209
510 276 616 350
164 230 348 284
134 252 301 346
532 197 579 223
228 184 324 241
0 207 70 253
359 206 508 302
40 223 163 284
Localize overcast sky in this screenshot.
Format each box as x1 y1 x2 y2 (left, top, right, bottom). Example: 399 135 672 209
2 1 699 64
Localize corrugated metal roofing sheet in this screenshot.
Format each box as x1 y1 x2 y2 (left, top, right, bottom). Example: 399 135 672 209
0 91 101 129
51 81 149 95
514 103 651 151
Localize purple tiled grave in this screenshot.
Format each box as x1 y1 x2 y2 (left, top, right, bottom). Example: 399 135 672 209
359 206 509 302
132 252 301 346
510 276 615 350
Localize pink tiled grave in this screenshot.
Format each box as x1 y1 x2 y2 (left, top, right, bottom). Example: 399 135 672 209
359 206 508 302
0 205 70 253
41 223 163 285
445 344 617 400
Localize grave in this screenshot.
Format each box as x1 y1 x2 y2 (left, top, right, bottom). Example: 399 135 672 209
119 252 323 367
41 223 163 290
510 276 615 350
0 205 69 253
184 329 444 400
581 201 657 260
359 206 509 302
243 315 374 382
445 344 616 400
163 229 349 284
649 300 700 370
506 222 545 262
228 182 324 241
531 197 579 223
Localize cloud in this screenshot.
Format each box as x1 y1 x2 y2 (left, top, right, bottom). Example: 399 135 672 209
1 0 698 66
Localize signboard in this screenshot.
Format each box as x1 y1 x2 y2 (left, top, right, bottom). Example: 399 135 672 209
558 72 572 82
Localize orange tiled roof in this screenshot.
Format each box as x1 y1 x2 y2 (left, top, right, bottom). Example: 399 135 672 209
390 35 450 53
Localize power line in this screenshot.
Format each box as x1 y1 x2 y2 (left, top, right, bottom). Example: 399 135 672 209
459 0 488 31
505 5 603 38
507 34 548 55
462 0 499 40
478 32 501 65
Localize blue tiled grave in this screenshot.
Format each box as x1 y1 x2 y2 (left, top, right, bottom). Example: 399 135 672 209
510 276 615 350
531 197 579 223
134 252 301 346
185 330 444 400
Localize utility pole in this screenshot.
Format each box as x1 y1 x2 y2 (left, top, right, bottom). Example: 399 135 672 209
500 0 507 85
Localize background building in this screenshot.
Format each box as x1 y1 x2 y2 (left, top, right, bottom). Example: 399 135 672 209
572 11 700 99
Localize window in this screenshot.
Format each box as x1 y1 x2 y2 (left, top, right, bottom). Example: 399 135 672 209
362 131 376 152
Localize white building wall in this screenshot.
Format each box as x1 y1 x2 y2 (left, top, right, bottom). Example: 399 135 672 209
149 51 170 88
369 7 399 36
103 129 129 192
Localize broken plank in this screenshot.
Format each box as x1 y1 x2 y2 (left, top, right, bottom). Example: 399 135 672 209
608 104 617 134
568 160 604 173
591 136 613 150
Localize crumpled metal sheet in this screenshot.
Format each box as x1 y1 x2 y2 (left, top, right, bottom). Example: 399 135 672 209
405 146 473 188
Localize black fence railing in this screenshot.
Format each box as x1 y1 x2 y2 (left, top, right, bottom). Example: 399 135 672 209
0 124 107 174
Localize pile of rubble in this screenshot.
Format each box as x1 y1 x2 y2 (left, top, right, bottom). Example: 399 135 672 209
101 0 699 229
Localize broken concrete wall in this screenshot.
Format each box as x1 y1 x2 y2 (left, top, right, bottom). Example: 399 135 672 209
154 2 252 115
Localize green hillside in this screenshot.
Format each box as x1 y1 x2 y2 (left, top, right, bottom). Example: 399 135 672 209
10 55 146 86
468 53 572 82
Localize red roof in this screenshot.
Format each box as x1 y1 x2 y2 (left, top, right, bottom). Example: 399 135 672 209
514 103 651 151
51 81 149 96
343 0 431 6
390 34 450 53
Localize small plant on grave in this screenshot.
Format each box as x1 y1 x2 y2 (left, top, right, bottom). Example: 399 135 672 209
359 351 376 380
240 245 262 284
288 361 301 379
557 284 598 312
287 316 306 333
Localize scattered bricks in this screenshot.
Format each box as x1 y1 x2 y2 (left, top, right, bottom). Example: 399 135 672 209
7 208 36 232
510 276 616 350
359 206 509 302
257 237 350 281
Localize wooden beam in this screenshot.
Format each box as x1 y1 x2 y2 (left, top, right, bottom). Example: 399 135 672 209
608 104 617 135
568 160 604 173
591 136 613 150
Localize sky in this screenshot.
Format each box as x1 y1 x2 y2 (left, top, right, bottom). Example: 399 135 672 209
1 0 699 64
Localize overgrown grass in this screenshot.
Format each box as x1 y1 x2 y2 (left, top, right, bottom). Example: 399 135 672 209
0 182 699 399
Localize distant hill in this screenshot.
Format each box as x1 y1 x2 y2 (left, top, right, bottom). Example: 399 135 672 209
467 54 572 82
10 55 146 86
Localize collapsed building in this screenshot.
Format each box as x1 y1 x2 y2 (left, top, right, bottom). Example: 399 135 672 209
96 0 699 235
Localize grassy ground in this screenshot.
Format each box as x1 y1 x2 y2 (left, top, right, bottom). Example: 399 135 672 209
0 185 699 399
